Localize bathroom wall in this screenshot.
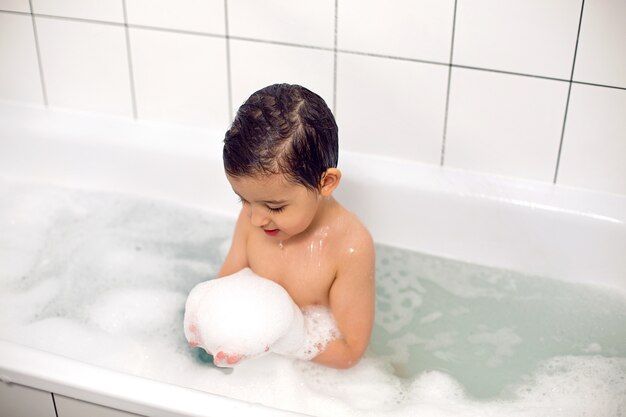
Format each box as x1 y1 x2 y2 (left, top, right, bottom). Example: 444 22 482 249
1 0 624 196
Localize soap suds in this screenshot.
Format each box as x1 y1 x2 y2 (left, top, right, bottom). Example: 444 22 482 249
184 268 306 361
184 268 341 364
0 179 625 417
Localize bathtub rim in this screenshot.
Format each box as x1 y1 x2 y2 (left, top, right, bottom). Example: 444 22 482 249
1 100 625 294
0 340 310 417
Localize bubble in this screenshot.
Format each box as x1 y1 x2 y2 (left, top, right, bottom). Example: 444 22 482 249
1 179 625 417
184 268 306 360
89 288 185 336
297 305 341 360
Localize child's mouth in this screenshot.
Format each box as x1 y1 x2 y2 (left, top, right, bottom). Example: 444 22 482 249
263 229 279 236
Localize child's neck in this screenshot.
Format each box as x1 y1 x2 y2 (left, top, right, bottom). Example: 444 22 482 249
284 196 338 247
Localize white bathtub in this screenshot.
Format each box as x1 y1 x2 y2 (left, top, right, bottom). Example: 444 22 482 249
0 101 624 417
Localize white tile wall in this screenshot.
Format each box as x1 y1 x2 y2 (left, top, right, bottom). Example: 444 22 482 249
229 40 334 116
31 0 124 23
336 53 448 164
454 0 581 80
36 16 133 116
0 1 625 196
338 0 455 63
228 0 335 49
445 68 568 181
0 13 44 104
558 84 626 195
0 0 30 13
130 28 229 128
574 0 626 88
126 0 225 35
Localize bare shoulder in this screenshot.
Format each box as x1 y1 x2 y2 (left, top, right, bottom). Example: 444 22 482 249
333 204 375 273
336 204 374 247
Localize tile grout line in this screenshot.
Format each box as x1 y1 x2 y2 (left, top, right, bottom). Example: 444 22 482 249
553 0 586 184
440 0 458 166
2 5 625 126
4 9 625 91
28 1 49 107
5 4 626 94
224 0 233 123
338 47 448 67
51 393 59 417
572 80 626 91
452 63 570 84
121 0 138 119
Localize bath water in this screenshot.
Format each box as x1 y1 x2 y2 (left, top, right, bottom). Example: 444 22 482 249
0 178 625 417
373 245 626 398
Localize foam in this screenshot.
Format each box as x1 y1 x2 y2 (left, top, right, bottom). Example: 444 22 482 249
0 184 68 284
184 268 306 362
1 179 625 417
507 356 626 416
297 305 341 360
293 355 626 416
89 288 186 336
183 268 341 365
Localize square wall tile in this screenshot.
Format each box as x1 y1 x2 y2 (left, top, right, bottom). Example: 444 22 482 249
130 28 229 129
558 84 626 195
336 53 448 164
0 13 44 104
0 0 30 12
32 0 124 23
338 0 455 63
445 68 569 182
228 0 334 49
36 17 133 116
574 0 626 88
229 40 334 117
126 0 225 35
454 0 581 79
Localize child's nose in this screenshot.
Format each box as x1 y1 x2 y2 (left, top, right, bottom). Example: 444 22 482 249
249 208 269 227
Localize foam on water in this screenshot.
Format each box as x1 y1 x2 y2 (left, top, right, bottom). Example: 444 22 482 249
91 288 186 336
299 305 341 360
0 178 625 417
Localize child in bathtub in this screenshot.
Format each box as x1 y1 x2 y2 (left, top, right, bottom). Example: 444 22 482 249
212 84 374 369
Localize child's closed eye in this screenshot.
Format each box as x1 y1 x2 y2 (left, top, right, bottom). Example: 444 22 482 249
267 205 285 214
237 196 284 213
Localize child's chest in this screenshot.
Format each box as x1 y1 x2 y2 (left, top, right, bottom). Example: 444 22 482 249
246 233 338 307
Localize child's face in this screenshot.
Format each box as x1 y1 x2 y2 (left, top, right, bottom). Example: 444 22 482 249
226 173 321 240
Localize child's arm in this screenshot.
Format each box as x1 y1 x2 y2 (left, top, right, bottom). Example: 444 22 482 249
218 208 250 278
312 232 375 369
211 209 250 366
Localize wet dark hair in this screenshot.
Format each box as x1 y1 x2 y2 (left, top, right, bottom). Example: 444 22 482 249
223 83 338 191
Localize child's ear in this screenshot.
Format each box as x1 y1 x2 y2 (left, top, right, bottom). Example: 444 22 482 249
319 168 341 197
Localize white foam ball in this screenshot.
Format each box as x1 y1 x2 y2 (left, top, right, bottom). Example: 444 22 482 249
185 268 303 358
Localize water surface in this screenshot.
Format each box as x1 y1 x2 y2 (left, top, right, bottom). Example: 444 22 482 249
1 178 624 416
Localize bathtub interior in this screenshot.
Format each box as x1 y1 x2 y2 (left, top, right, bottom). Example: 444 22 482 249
1 101 626 417
1 101 624 292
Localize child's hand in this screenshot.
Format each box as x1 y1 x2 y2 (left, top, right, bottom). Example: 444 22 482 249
214 351 243 367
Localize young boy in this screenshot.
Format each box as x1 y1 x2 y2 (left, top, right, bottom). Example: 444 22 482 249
217 84 375 369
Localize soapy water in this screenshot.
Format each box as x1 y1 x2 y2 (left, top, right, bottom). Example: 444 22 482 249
0 178 625 417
